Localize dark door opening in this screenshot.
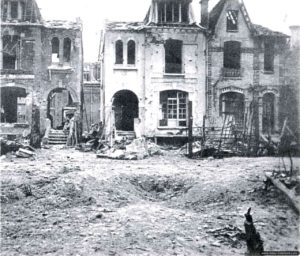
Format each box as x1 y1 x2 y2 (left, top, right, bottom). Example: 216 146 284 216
47 88 74 129
113 90 138 131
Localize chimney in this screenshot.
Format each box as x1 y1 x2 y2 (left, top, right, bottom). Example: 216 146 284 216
200 0 209 28
290 25 300 48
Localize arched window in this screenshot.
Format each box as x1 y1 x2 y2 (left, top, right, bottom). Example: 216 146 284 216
51 37 60 63
127 40 136 65
63 38 71 63
220 92 245 127
115 40 123 64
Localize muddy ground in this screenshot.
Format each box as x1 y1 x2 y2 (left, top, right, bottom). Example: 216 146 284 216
1 147 299 256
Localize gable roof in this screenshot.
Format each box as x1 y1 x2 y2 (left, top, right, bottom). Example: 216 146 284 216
208 0 288 38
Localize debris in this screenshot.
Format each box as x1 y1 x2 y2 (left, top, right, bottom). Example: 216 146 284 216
16 148 36 158
244 208 264 254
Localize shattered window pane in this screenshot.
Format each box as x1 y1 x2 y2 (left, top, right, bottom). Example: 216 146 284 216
63 38 71 63
127 40 136 65
115 40 123 64
51 37 60 63
2 35 19 69
226 10 238 31
165 39 182 73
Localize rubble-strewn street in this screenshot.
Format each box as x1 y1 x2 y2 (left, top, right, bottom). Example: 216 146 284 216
1 148 299 256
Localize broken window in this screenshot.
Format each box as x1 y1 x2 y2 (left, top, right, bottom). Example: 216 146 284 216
165 39 182 73
264 41 275 72
10 1 18 19
262 93 275 133
115 40 123 64
1 1 8 20
158 2 189 23
51 37 60 63
226 10 238 31
220 92 245 127
2 35 19 70
159 90 188 127
127 40 136 65
63 38 71 63
1 87 27 123
223 41 241 69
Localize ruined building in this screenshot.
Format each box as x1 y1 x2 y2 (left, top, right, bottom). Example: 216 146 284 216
100 0 207 141
0 0 83 140
100 0 291 141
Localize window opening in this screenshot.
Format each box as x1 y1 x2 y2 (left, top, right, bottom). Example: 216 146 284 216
10 1 18 19
63 38 71 63
165 39 182 73
264 41 275 72
226 10 238 31
115 40 123 64
127 40 136 65
51 37 60 63
223 41 241 69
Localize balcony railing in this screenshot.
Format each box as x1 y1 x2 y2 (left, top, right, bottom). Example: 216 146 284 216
221 68 242 78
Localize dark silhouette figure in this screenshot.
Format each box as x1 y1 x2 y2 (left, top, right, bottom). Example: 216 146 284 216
244 208 264 255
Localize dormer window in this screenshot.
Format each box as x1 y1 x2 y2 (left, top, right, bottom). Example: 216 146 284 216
158 2 190 23
226 10 238 31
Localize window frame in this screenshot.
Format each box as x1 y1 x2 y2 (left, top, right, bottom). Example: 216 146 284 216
226 10 239 32
159 91 188 128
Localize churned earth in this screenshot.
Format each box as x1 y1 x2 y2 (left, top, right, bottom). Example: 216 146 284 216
1 147 299 256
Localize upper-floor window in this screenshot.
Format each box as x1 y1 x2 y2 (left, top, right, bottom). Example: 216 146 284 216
51 37 60 64
165 39 182 73
264 41 275 72
2 35 20 70
127 40 136 65
158 2 189 23
223 41 241 69
226 10 238 31
63 38 71 63
10 1 18 19
115 40 123 64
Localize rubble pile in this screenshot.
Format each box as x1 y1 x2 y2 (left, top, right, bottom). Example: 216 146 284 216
96 138 163 160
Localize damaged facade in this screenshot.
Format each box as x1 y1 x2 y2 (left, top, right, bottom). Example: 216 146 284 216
100 0 293 141
0 0 83 140
100 0 207 140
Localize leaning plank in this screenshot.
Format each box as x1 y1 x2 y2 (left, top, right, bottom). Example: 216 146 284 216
265 173 300 214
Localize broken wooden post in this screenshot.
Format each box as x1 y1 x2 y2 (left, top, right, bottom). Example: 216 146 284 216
244 208 264 255
188 101 193 158
30 104 41 148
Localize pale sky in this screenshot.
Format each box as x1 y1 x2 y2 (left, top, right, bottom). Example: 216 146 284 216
36 0 300 62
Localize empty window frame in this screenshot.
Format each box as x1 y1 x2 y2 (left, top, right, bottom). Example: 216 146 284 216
264 41 275 72
2 35 19 70
165 39 182 73
115 40 123 64
226 10 238 31
51 37 60 63
63 38 71 63
159 91 188 127
1 1 8 20
223 41 241 69
10 1 18 19
158 2 189 23
127 40 136 65
219 92 245 127
262 93 275 133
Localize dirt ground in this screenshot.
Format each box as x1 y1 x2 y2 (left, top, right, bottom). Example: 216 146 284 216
1 147 299 256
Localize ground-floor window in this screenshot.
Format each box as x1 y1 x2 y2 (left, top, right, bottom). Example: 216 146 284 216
1 87 27 123
219 92 245 127
159 90 188 127
262 93 275 134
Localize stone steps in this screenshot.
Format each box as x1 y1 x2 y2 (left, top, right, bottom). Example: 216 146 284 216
48 130 68 145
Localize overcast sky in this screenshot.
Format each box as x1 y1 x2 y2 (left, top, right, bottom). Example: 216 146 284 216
36 0 300 62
